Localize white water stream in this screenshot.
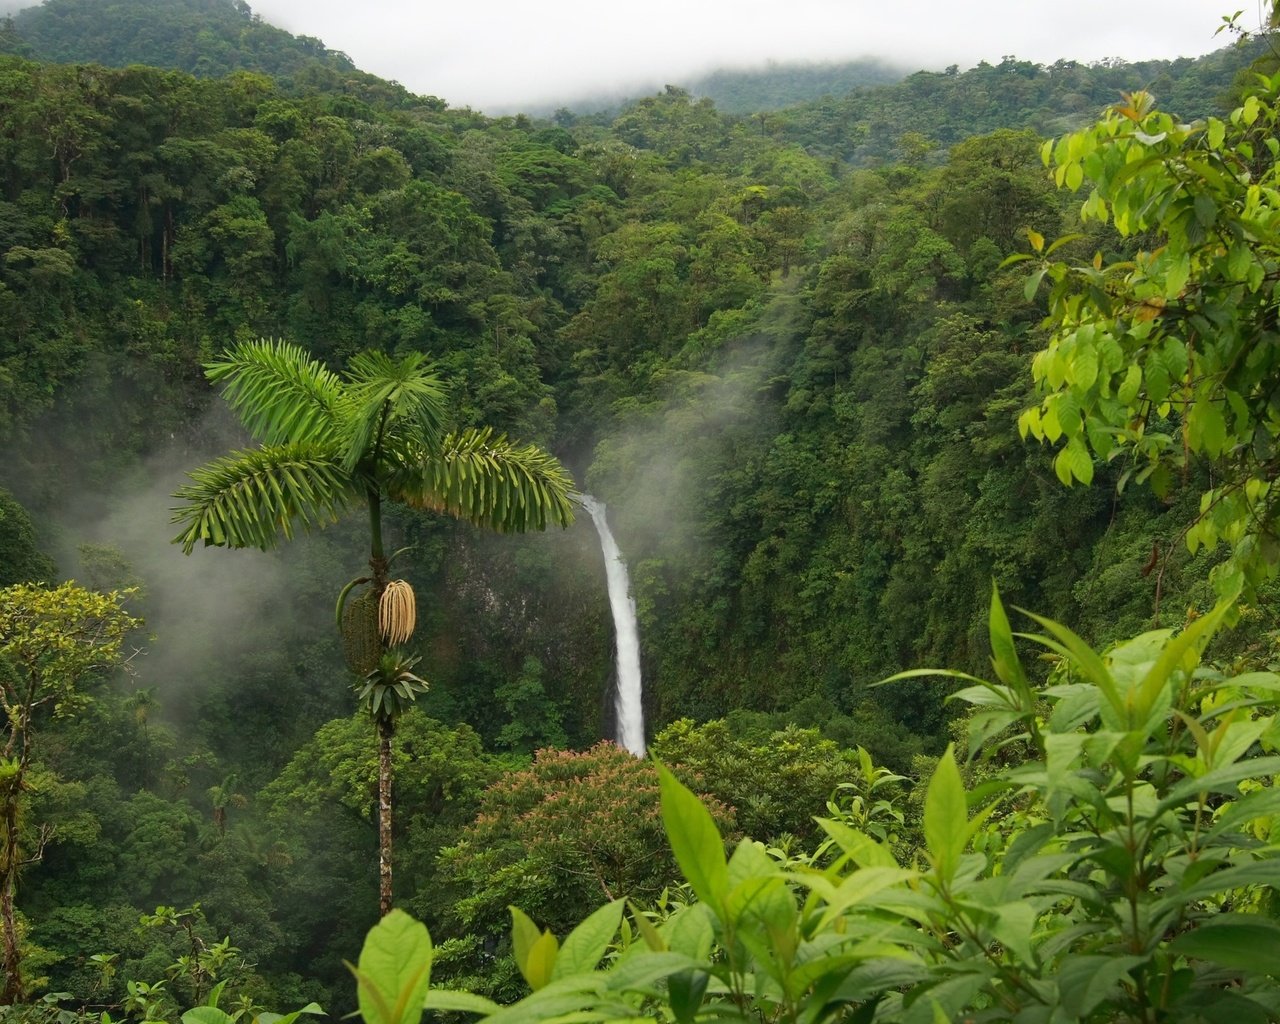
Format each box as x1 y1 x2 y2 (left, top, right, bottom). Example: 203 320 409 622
578 494 645 756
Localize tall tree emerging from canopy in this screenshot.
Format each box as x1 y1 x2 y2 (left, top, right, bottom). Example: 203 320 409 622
171 339 576 916
0 582 139 1003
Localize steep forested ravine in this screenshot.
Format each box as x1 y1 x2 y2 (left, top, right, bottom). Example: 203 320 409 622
0 4 1275 1015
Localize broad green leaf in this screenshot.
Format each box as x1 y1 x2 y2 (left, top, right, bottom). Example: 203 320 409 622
1067 437 1094 484
1194 193 1218 228
815 818 899 869
922 745 967 885
552 899 624 980
1207 116 1225 149
903 973 989 1024
1180 857 1280 901
476 974 608 1024
603 951 705 994
667 970 709 1024
1072 345 1099 391
1171 915 1280 974
987 902 1038 966
256 1003 324 1024
205 981 227 1010
183 1009 233 1024
814 867 915 928
1164 251 1191 298
421 991 501 1015
987 584 1030 705
1054 447 1075 486
663 904 714 960
1046 232 1084 256
1228 242 1251 282
522 930 559 991
354 910 432 1024
1018 611 1123 722
1117 363 1143 404
1132 602 1227 727
727 835 777 891
1024 266 1048 300
631 905 666 952
1158 755 1280 811
1054 954 1143 1017
510 907 558 990
657 763 728 910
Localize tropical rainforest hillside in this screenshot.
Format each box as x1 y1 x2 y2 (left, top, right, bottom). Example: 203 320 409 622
1 0 372 88
684 58 907 113
0 0 1278 1017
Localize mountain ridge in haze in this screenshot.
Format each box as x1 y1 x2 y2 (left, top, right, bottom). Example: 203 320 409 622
0 0 914 115
2 0 364 83
0 0 1265 134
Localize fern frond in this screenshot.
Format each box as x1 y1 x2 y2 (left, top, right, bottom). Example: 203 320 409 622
206 338 344 447
339 351 449 474
385 427 575 533
170 444 357 554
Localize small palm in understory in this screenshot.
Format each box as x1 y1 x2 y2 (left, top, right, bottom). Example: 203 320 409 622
171 338 576 915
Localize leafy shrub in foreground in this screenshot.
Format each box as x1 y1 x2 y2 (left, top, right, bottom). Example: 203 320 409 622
354 587 1280 1023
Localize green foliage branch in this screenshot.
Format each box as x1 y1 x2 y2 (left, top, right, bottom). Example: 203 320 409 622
1016 74 1280 597
0 583 140 1004
362 586 1280 1022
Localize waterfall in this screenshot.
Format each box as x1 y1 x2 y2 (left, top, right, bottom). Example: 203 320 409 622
578 494 645 756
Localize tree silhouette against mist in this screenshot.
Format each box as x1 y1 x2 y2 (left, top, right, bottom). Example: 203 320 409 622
171 339 575 915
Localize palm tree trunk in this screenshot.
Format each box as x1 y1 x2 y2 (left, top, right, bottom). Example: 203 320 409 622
377 716 394 917
368 485 394 917
368 490 388 586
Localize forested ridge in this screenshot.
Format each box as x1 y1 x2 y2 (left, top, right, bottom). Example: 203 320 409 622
1 1 1279 1018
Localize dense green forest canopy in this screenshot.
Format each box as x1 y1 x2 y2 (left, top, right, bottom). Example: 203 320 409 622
683 58 907 114
2 0 373 88
0 0 1277 1015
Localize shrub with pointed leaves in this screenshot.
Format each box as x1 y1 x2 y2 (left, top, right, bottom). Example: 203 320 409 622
383 587 1280 1023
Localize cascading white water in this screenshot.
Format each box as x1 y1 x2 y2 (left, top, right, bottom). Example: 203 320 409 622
578 494 645 756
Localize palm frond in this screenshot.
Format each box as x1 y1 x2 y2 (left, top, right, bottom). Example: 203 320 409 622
206 338 344 447
171 444 357 554
386 427 575 532
339 351 449 474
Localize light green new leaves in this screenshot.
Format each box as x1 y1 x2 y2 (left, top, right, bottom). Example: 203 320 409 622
922 745 969 886
553 899 625 979
255 1006 324 1024
351 910 431 1024
657 762 728 911
510 907 559 991
509 901 627 991
1026 82 1280 592
182 1008 233 1024
1053 437 1094 486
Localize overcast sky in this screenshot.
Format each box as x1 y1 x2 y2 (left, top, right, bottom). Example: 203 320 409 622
248 0 1254 112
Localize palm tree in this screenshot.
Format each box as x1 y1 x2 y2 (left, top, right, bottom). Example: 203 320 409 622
206 772 247 835
171 339 575 915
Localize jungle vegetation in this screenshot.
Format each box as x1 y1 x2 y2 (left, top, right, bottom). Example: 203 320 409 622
0 0 1278 1018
